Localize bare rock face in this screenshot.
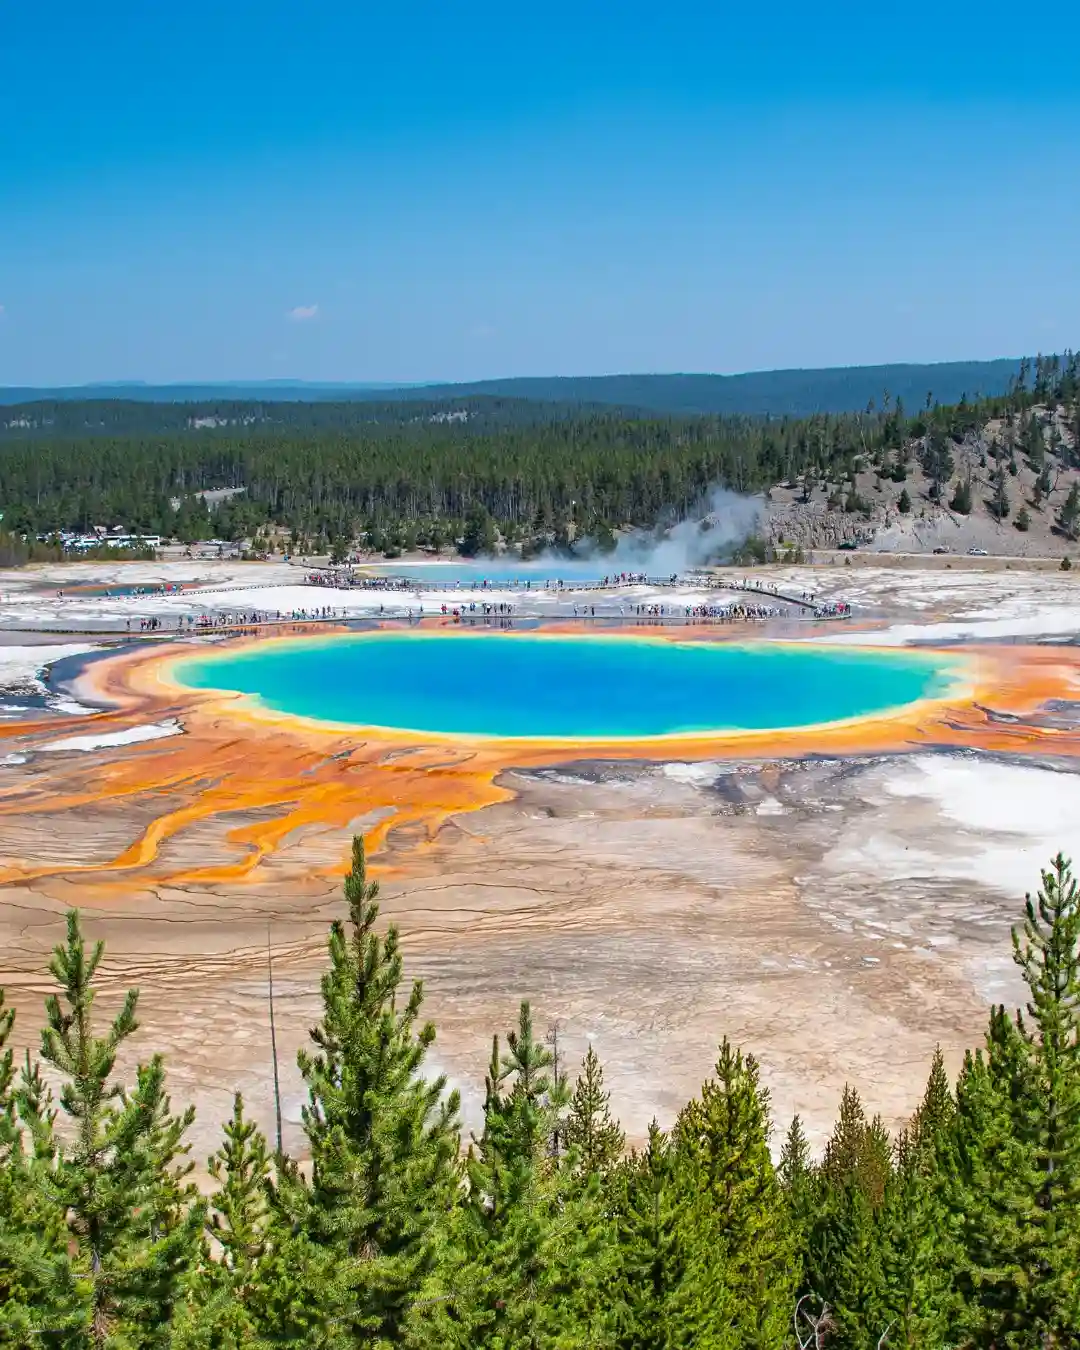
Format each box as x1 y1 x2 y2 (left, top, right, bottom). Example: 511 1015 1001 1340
767 501 875 550
763 403 1080 558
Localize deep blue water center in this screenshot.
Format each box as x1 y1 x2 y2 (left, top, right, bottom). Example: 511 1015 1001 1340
175 633 960 740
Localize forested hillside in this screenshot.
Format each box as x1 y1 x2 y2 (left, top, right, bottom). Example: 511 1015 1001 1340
3 838 1080 1346
0 354 1075 558
0 396 590 437
379 358 1026 417
0 356 1025 415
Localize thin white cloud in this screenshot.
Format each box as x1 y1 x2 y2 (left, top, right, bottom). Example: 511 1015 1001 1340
287 304 318 322
0 304 5 316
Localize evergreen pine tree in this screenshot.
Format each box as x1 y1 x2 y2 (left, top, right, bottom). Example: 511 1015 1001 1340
0 992 83 1346
609 1121 683 1350
1008 855 1080 1333
949 1029 1027 1346
254 1154 341 1348
949 475 973 514
952 854 1080 1346
821 1084 869 1188
809 1085 892 1350
565 1044 625 1183
1025 416 1046 471
921 429 954 500
880 1151 952 1348
0 990 14 1158
669 1040 795 1350
911 1045 954 1152
295 835 463 1346
176 1093 275 1349
0 995 36 1343
1058 481 1080 538
543 1021 572 1166
37 911 203 1349
208 1094 271 1286
880 1087 955 1350
825 1186 890 1350
858 1115 893 1210
1036 464 1053 502
778 1113 812 1197
446 1003 613 1350
778 1113 815 1296
16 1049 60 1162
990 465 1011 520
460 503 497 558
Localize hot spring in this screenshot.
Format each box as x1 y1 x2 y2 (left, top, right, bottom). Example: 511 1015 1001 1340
173 632 964 741
362 560 619 588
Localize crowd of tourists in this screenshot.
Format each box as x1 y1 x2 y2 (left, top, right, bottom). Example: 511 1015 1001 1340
687 601 787 621
30 568 853 636
129 607 341 632
307 571 412 591
306 568 654 592
54 584 185 601
441 600 516 616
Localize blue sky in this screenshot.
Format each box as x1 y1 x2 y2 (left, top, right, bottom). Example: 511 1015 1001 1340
2 0 1077 386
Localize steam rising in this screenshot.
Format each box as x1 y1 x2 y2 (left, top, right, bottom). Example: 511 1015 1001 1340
580 486 765 574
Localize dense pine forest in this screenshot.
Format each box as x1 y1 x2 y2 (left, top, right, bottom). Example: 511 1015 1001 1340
0 355 1075 558
2 837 1079 1347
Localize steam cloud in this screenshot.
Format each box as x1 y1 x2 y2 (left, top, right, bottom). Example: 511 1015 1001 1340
463 485 764 577
579 486 765 574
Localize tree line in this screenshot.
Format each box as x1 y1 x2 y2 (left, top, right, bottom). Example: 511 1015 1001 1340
3 837 1079 1347
0 354 1075 558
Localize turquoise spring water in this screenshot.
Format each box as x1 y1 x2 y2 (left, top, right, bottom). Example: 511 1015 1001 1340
174 632 961 740
365 561 615 587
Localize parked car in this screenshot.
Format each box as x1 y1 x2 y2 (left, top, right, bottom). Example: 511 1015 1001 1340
838 541 858 551
967 546 989 556
933 545 950 554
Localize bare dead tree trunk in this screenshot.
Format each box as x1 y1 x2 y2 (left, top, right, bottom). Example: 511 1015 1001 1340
793 1294 834 1350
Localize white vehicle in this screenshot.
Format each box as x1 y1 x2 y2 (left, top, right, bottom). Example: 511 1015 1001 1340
967 547 989 556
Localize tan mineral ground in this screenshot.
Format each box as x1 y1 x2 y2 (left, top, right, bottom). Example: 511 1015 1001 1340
3 558 1080 1164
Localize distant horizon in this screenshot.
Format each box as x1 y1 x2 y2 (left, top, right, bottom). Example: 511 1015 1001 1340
2 356 1052 417
0 353 1046 395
